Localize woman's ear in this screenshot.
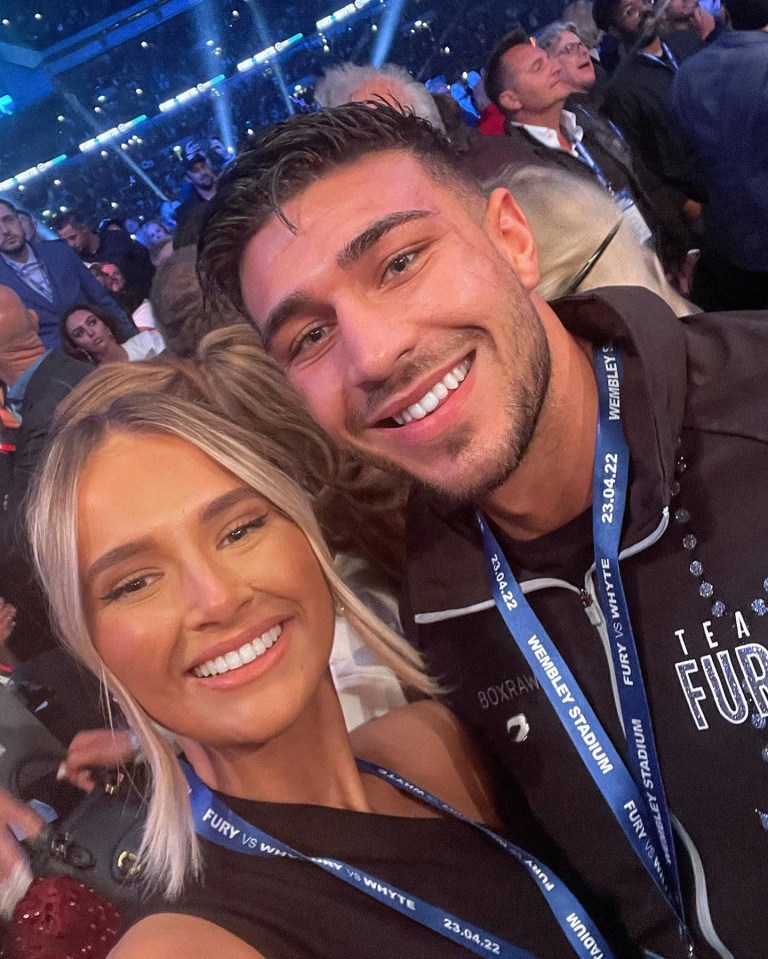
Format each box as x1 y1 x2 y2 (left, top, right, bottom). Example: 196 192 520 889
484 187 540 291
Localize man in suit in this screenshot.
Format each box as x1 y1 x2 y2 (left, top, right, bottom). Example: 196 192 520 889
0 200 133 350
0 284 92 662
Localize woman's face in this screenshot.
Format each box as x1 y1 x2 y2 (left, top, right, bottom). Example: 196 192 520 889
146 223 169 245
65 310 113 362
76 432 336 752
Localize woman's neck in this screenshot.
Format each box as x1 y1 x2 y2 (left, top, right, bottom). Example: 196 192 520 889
180 676 372 812
99 340 129 364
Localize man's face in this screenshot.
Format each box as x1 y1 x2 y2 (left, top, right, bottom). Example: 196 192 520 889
611 0 655 43
239 152 551 502
57 221 89 253
548 31 596 94
498 43 571 116
187 160 215 191
100 263 125 293
0 204 27 257
18 213 36 243
666 0 697 23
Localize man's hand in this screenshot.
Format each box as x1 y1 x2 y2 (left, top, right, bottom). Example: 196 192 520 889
56 728 137 792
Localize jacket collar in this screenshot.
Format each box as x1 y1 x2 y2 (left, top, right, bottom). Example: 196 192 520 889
404 287 687 618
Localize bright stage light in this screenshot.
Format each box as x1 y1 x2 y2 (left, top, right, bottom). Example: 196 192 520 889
236 33 303 72
158 76 225 112
78 115 147 152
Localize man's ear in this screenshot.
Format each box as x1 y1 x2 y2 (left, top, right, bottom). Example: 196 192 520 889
498 89 522 114
484 188 540 291
26 308 39 333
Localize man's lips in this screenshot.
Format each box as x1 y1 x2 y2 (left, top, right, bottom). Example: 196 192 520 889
369 353 475 428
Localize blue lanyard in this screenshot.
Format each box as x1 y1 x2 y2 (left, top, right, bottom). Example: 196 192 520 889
639 42 679 71
181 759 616 959
571 139 612 193
477 344 688 941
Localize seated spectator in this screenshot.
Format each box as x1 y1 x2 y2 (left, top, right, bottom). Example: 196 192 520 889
51 212 155 302
149 246 247 358
478 30 660 254
0 200 133 349
536 21 608 109
314 62 445 133
143 219 175 268
91 261 158 329
59 304 165 365
671 0 768 310
173 154 218 234
592 0 705 237
485 163 697 315
23 370 597 958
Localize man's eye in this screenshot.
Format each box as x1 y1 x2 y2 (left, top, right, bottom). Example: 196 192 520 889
384 251 416 278
289 325 329 359
222 514 268 546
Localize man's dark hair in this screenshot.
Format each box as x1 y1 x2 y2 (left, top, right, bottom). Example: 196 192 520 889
591 0 621 33
198 101 482 316
723 0 768 28
0 199 20 216
49 210 86 233
484 28 530 110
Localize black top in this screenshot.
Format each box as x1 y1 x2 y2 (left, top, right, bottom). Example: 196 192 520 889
150 788 615 959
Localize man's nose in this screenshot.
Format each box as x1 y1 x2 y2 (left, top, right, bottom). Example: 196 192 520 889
337 296 418 391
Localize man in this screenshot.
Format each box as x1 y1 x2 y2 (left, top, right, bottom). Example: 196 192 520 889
52 211 154 301
173 153 217 234
0 285 92 662
671 0 768 310
0 201 133 349
537 21 608 109
592 0 703 234
198 103 767 959
479 30 655 251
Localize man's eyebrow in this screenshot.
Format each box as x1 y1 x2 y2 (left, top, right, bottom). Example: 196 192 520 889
336 210 432 270
85 488 262 585
260 210 433 351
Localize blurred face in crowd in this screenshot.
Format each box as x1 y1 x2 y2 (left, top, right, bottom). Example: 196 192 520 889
611 0 655 42
65 309 115 362
17 212 37 244
666 0 697 23
496 42 571 117
0 203 27 259
547 31 595 94
146 221 171 245
187 159 216 192
100 263 125 293
239 150 551 502
57 219 95 254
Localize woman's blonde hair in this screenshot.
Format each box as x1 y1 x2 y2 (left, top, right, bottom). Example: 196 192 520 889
28 341 433 900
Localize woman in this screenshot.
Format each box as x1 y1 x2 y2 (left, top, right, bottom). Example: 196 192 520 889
59 305 165 365
24 365 610 958
142 220 174 269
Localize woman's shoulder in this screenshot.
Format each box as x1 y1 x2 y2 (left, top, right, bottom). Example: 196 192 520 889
109 913 265 958
350 700 501 826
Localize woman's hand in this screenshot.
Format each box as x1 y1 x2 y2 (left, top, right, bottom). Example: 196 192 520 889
57 728 138 792
0 787 43 883
0 598 17 649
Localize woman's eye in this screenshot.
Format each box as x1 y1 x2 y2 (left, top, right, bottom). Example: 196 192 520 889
102 576 152 603
222 514 268 546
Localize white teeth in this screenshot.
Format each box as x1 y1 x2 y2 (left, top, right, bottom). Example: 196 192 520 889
391 358 472 426
193 624 283 678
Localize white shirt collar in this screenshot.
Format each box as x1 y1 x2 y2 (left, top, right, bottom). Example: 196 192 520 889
511 109 583 155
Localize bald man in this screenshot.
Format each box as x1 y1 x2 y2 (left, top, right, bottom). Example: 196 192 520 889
0 285 92 661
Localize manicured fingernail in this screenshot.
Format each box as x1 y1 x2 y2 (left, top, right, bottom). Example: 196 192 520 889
56 762 67 781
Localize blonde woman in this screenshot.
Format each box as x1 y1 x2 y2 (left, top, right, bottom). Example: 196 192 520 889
22 368 609 958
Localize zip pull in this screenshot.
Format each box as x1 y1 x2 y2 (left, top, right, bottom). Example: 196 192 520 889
581 587 603 626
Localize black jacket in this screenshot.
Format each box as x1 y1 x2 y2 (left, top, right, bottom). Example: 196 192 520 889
402 287 768 959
